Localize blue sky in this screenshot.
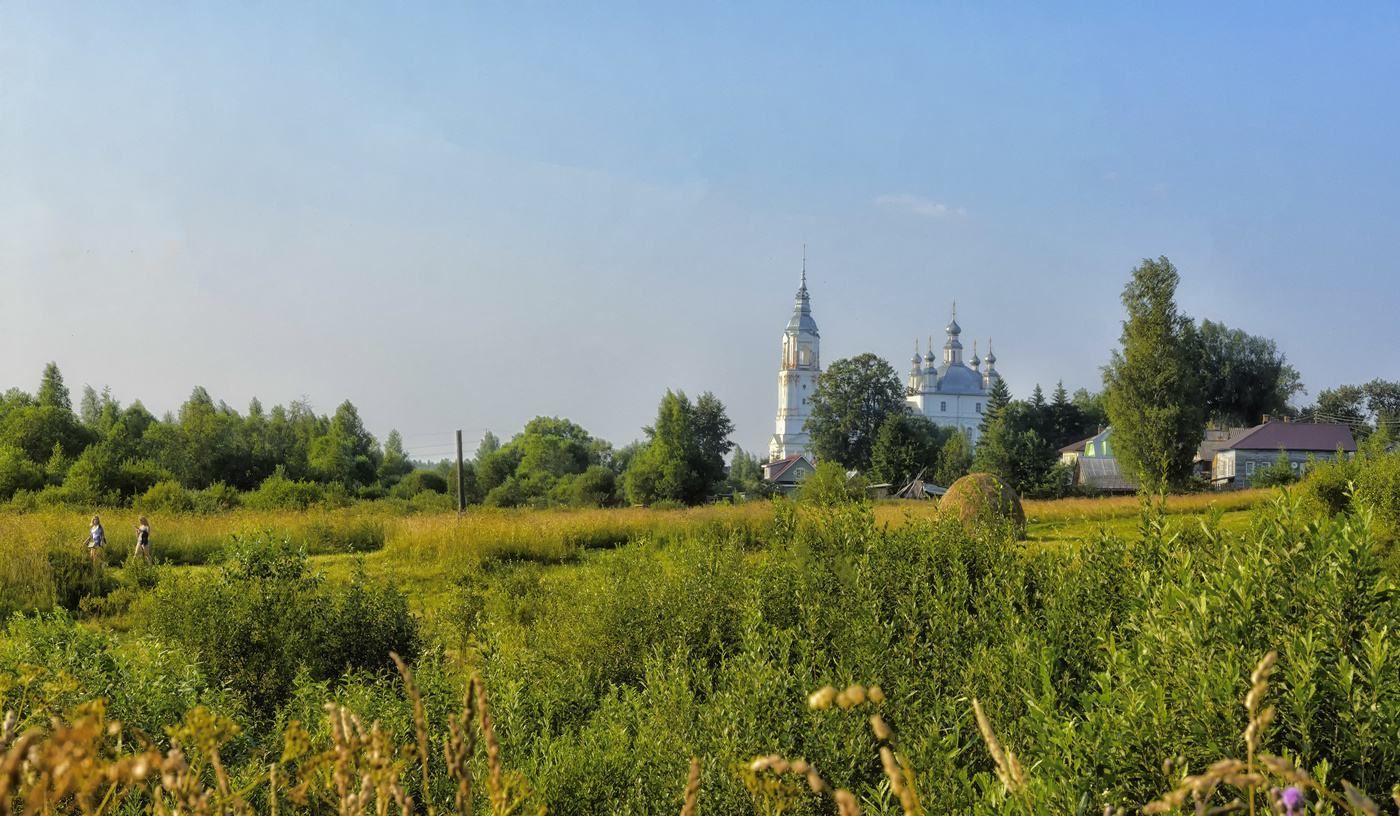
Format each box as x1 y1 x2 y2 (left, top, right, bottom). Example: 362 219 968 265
2 2 1396 459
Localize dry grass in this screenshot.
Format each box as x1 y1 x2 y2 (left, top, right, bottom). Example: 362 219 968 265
1022 489 1268 524
380 503 779 565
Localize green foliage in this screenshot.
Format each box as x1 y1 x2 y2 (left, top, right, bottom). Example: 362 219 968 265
0 611 242 742
976 377 1012 438
933 430 974 488
805 352 906 471
1103 256 1207 492
149 529 418 718
391 468 448 499
0 445 45 501
973 402 1064 498
1197 319 1303 427
245 470 327 511
1354 447 1400 532
568 466 617 508
798 460 866 506
36 362 71 411
1296 453 1358 517
869 412 947 486
626 390 733 506
1251 448 1300 488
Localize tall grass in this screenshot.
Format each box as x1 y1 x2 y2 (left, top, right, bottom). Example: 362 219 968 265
0 509 388 615
382 502 779 565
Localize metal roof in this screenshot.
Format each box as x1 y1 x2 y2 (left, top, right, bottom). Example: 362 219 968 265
1220 422 1357 452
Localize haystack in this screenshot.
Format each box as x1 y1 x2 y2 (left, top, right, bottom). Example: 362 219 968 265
939 473 1025 536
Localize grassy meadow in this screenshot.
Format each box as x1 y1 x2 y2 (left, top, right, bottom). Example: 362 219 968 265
2 483 1399 815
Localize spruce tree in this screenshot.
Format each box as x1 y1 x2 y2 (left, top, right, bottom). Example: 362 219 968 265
37 362 71 412
1102 256 1206 493
977 377 1012 438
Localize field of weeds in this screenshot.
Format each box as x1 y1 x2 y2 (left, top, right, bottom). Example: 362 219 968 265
0 490 1275 618
3 487 1400 815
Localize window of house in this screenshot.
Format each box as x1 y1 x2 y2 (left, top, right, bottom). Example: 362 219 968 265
1246 461 1255 476
975 403 982 413
940 401 946 412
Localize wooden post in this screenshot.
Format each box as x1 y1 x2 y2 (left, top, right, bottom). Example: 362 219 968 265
455 429 465 514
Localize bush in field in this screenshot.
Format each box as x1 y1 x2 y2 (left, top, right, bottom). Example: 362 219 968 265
798 460 866 506
1354 448 1400 531
136 480 198 513
245 471 326 511
149 529 418 717
391 469 448 499
0 444 45 502
0 611 242 742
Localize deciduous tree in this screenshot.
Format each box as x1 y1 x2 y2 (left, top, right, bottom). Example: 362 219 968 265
804 353 905 471
1102 256 1206 492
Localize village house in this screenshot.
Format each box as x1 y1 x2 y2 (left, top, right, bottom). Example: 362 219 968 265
762 453 817 495
1212 421 1356 489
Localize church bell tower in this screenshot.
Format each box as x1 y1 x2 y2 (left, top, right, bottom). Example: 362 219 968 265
768 259 821 461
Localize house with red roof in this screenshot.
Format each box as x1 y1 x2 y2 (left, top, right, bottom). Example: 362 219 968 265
1212 422 1356 489
762 453 817 495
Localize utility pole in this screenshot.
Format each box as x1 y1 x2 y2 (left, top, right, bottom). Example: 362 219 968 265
455 429 465 514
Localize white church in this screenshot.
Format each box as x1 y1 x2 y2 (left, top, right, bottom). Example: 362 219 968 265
767 272 1003 463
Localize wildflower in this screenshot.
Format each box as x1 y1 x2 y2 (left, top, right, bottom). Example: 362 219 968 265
808 686 837 710
1280 786 1304 816
868 686 886 703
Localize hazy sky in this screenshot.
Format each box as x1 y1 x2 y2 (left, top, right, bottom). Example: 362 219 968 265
3 3 1397 460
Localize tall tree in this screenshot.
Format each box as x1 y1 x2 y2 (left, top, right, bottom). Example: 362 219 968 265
977 378 1012 438
1049 380 1088 449
862 414 929 484
691 391 737 489
973 402 1061 498
37 363 71 412
1102 256 1206 492
1310 385 1368 429
474 431 501 463
805 353 906 471
932 431 973 488
378 429 414 486
626 390 707 505
1363 379 1400 428
80 385 102 428
1196 319 1303 427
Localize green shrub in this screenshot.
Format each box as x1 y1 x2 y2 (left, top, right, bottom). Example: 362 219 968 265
0 611 242 744
197 481 242 512
46 547 118 611
1354 449 1400 531
1251 448 1299 488
136 480 197 513
1297 453 1356 516
391 469 448 499
245 473 325 511
0 445 45 502
149 529 418 719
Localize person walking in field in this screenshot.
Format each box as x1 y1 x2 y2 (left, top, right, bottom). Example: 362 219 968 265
134 515 153 565
84 515 107 568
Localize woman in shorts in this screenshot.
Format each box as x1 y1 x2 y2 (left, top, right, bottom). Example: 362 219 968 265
134 515 153 565
85 515 107 567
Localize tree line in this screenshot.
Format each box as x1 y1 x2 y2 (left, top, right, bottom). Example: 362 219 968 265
0 366 757 511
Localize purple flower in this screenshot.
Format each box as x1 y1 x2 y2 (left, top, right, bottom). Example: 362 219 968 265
1280 786 1304 815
